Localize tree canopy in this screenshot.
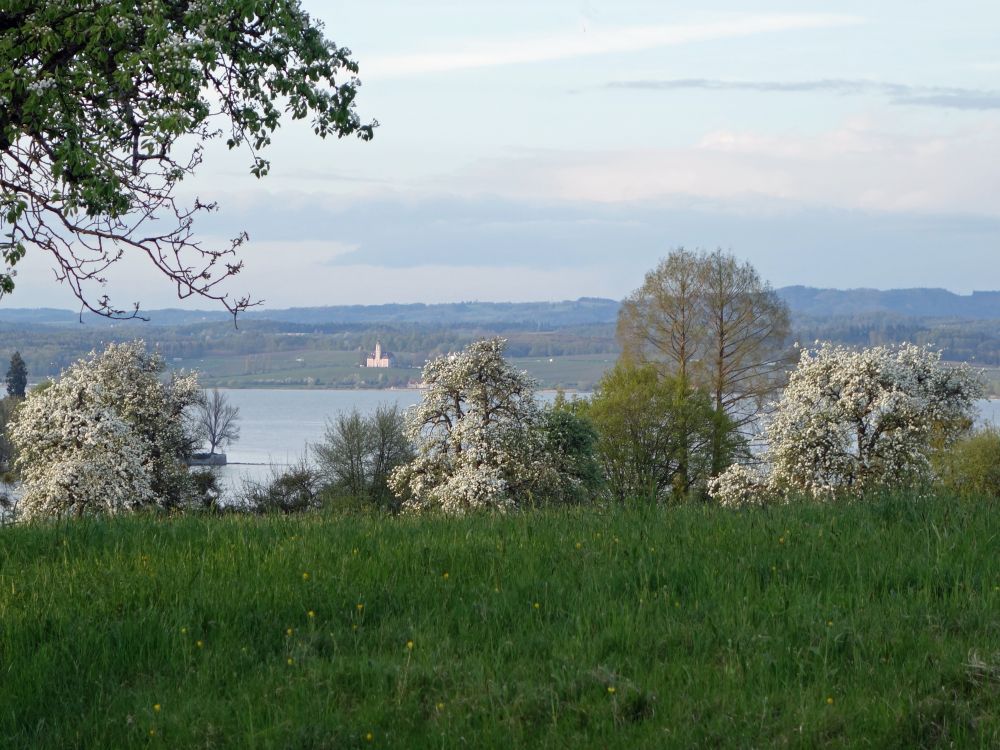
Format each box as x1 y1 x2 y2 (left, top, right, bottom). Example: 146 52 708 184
11 340 201 519
389 338 561 513
0 0 374 317
5 350 26 397
618 248 791 471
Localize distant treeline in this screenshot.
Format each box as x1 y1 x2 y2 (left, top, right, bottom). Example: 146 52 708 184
0 297 622 329
11 293 1000 385
0 321 619 380
795 314 1000 365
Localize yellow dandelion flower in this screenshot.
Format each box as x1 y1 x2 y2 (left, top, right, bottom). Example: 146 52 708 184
287 658 294 666
607 686 616 694
196 640 204 649
286 628 294 636
436 702 445 711
365 732 374 742
442 572 449 580
302 572 310 581
575 542 582 550
149 728 156 737
356 603 364 612
827 620 833 627
406 640 414 650
180 627 187 634
307 610 315 619
153 704 161 713
778 537 785 544
352 548 359 556
533 602 540 609
826 696 834 705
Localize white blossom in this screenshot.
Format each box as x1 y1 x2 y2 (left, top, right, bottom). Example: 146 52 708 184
710 343 983 505
11 341 201 520
389 338 559 514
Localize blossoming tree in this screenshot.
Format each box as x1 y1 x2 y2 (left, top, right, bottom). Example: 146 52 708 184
709 342 983 504
389 338 559 513
11 341 201 519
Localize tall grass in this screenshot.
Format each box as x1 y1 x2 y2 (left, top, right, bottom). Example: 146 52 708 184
1 495 998 748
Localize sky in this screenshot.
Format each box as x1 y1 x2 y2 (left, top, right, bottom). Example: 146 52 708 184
9 0 1000 311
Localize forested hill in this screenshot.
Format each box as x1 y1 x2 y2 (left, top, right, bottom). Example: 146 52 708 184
777 287 1000 319
0 298 621 328
5 288 1000 327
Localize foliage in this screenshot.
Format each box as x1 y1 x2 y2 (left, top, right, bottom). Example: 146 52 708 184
10 340 201 519
706 463 776 508
933 426 1000 498
0 395 19 474
187 467 225 511
0 0 373 315
712 343 984 504
389 338 559 513
235 460 323 514
195 387 241 454
618 248 791 471
584 363 736 503
5 350 26 397
314 404 412 509
538 403 602 504
1 497 998 747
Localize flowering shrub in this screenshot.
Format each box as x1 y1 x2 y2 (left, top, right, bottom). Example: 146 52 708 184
709 342 983 505
707 464 777 508
389 338 559 513
11 341 201 520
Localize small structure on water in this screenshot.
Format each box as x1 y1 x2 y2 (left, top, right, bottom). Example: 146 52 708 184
188 452 227 467
366 341 395 368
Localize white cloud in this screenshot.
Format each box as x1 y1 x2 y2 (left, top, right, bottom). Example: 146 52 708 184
364 14 863 78
447 121 1000 216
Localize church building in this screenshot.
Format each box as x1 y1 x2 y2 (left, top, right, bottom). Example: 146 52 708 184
365 341 395 368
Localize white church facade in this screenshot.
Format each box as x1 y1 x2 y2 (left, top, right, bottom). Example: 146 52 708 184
366 341 395 368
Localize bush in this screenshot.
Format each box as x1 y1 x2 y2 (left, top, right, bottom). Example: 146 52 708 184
235 461 323 514
186 468 226 512
313 404 411 510
585 363 733 503
934 427 1000 498
539 404 602 504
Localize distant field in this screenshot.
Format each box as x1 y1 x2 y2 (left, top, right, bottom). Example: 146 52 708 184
180 349 419 389
2 496 998 748
176 350 614 390
511 354 615 391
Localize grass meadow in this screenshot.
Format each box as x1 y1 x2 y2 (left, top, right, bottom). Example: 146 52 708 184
1 496 998 748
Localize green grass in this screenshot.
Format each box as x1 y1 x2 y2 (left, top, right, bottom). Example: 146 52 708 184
1 497 998 748
511 354 614 391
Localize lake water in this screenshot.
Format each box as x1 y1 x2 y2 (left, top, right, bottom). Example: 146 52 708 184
213 389 1000 488
6 389 1000 500
213 388 425 488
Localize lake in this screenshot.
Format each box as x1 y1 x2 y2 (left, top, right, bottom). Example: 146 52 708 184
6 389 1000 500
213 389 1000 489
213 388 577 490
213 388 425 488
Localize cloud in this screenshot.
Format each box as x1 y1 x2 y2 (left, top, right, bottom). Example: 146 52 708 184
442 122 1000 216
363 14 863 78
604 78 1000 110
11 188 1000 309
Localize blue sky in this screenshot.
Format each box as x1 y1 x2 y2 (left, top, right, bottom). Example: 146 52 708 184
12 1 1000 309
